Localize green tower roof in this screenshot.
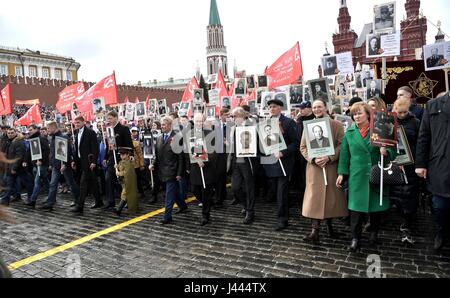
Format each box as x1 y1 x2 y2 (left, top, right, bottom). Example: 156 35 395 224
209 0 221 26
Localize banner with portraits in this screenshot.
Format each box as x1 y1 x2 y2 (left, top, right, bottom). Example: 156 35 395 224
366 32 400 58
423 41 450 71
370 110 398 148
235 126 257 158
258 118 287 155
29 137 42 161
303 118 335 159
321 52 354 77
55 136 68 163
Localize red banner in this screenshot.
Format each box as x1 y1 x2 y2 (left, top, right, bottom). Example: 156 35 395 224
75 72 118 113
15 104 42 126
0 84 12 116
182 77 199 102
56 82 85 114
265 42 303 90
215 70 229 98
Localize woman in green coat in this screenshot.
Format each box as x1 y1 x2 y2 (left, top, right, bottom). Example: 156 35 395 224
337 102 396 252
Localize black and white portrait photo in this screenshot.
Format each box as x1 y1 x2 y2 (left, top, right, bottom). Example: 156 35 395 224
158 100 167 115
189 137 208 163
208 89 219 106
424 42 450 71
205 74 218 84
193 89 203 105
221 96 231 109
135 102 146 120
366 79 382 99
178 102 190 117
55 136 68 163
259 92 273 117
234 78 246 96
172 103 180 113
206 106 216 118
247 100 257 114
106 127 116 148
370 110 398 148
92 97 106 116
373 2 395 33
235 126 257 158
148 99 158 114
258 75 268 88
322 56 338 77
367 35 382 56
393 126 414 166
125 103 135 121
308 78 331 104
29 137 42 161
355 72 363 89
258 119 287 155
273 91 290 112
303 118 335 159
143 135 154 159
361 69 374 88
290 85 303 105
303 86 311 103
246 76 255 89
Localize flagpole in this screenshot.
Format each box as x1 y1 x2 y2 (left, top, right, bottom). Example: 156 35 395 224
200 166 206 189
322 167 328 186
380 154 384 207
279 159 287 177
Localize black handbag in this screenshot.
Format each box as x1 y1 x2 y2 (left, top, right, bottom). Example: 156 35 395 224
370 162 406 185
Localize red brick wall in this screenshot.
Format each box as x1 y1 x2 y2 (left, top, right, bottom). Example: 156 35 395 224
0 75 183 107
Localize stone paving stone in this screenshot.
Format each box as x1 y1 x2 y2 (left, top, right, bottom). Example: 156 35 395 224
0 191 449 278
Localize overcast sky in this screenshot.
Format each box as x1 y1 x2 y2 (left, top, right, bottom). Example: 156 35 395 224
1 0 449 85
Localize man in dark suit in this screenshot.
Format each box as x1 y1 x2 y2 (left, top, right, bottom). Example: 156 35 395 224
310 125 330 149
150 116 187 224
213 108 230 206
262 99 300 231
71 116 102 214
103 111 134 210
427 48 445 68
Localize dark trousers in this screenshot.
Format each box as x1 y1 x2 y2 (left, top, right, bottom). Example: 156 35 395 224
350 211 381 239
215 154 227 203
105 169 120 207
433 195 450 238
1 172 33 203
78 169 101 209
135 168 145 196
192 184 214 220
231 161 255 217
272 176 289 225
164 179 188 221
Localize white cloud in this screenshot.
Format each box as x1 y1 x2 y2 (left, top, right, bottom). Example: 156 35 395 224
0 0 448 84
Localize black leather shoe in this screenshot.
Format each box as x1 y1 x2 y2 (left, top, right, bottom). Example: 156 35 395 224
24 201 36 208
175 207 188 215
243 216 254 225
160 218 173 225
70 207 83 214
434 235 444 253
348 239 360 252
200 218 209 226
70 202 76 207
90 203 104 209
40 205 53 212
274 223 288 231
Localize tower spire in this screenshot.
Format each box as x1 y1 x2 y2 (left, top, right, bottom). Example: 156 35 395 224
209 0 221 26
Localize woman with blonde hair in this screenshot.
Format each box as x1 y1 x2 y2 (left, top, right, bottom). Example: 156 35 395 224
368 97 387 111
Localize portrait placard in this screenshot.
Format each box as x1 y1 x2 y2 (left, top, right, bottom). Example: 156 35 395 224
322 52 354 77
193 89 204 105
366 33 400 58
148 99 158 115
55 136 68 163
221 96 231 109
308 78 332 110
106 126 116 149
303 85 311 103
205 106 216 118
143 135 154 159
134 102 147 120
234 78 247 97
29 137 42 161
373 2 396 34
247 100 257 114
158 99 167 116
366 79 382 99
289 85 303 105
125 103 135 121
246 76 256 89
236 126 257 158
92 97 106 120
259 92 273 117
370 110 398 148
189 136 209 164
273 91 291 114
172 102 180 113
257 75 268 88
178 102 191 117
423 42 450 71
258 119 287 155
334 114 354 133
303 118 335 159
207 89 219 106
393 126 414 166
205 74 218 84
256 87 269 104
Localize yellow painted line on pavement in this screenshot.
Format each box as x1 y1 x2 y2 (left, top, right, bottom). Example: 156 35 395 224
8 197 198 271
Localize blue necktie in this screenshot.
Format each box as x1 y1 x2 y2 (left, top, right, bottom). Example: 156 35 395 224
164 134 169 144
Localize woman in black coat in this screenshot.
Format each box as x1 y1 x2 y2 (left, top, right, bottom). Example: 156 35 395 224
391 98 421 245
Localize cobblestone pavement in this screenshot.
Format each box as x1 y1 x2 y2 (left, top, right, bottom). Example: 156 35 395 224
1 191 449 278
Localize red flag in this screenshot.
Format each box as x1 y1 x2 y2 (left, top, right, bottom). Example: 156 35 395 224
182 76 199 102
124 96 129 104
0 84 12 116
15 104 42 126
135 97 139 104
241 89 256 106
214 70 229 98
145 95 150 109
265 42 303 90
75 72 118 113
56 82 85 114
